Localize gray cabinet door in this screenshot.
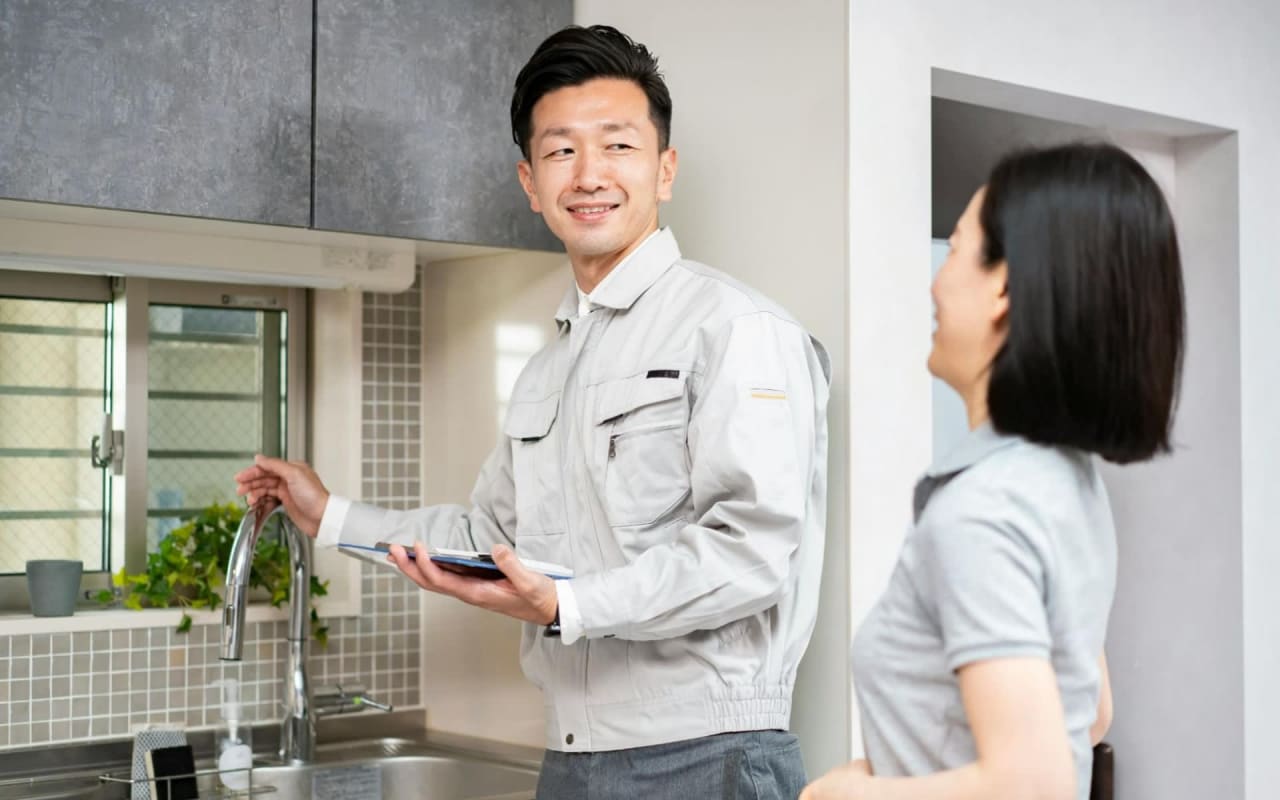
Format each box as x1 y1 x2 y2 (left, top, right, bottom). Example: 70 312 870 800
314 0 568 250
0 0 312 226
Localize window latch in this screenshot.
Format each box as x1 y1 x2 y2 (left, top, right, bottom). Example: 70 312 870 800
90 412 124 475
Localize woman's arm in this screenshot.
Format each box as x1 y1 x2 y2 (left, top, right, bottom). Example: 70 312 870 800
801 657 1076 800
1090 652 1113 745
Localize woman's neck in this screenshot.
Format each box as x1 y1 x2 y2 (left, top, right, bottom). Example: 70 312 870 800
961 377 991 431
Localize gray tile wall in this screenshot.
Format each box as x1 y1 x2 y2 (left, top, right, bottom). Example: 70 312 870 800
0 273 426 750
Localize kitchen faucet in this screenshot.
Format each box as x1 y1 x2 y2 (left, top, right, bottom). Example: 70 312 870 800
220 496 315 763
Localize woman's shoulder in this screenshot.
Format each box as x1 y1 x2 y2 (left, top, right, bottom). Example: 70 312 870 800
923 438 1104 539
974 437 1096 493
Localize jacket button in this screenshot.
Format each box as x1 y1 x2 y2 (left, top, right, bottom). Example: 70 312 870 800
565 734 575 745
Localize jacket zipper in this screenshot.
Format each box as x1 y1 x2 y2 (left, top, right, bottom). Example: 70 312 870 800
608 421 684 458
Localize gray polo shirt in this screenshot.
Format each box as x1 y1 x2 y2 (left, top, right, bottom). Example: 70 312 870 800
852 423 1115 800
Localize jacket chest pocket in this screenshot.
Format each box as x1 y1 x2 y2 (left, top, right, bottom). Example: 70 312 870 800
504 394 566 536
596 373 692 528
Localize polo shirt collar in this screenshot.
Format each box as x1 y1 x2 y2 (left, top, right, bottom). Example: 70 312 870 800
924 421 1022 478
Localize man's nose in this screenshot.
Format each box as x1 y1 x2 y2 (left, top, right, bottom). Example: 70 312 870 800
572 150 608 192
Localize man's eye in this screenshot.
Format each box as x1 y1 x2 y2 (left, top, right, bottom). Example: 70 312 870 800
607 143 635 151
544 148 574 159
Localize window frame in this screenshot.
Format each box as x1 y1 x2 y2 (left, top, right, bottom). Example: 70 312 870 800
0 271 307 612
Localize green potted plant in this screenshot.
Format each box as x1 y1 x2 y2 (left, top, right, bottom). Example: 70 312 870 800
97 501 330 646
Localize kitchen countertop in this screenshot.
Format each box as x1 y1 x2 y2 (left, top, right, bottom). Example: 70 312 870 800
0 709 543 798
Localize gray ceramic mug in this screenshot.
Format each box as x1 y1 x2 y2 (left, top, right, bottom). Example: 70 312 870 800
26 560 83 617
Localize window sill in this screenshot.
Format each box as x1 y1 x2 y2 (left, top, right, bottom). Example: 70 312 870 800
0 593 360 636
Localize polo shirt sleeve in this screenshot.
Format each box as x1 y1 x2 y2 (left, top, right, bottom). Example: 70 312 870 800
914 487 1054 672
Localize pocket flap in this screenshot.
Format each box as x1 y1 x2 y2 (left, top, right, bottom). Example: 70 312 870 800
503 394 560 441
595 371 688 425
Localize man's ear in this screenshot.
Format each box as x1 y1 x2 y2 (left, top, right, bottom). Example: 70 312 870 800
656 147 678 203
517 160 541 213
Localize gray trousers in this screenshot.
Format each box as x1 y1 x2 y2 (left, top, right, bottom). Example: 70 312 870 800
535 730 806 800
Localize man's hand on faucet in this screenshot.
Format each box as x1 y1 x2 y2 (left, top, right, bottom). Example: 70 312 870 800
387 542 559 626
233 454 330 538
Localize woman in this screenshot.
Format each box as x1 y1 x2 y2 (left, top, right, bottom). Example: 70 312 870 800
803 143 1183 800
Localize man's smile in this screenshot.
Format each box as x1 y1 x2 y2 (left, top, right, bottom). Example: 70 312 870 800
566 202 621 221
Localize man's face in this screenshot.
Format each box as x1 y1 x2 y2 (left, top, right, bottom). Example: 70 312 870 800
517 78 677 267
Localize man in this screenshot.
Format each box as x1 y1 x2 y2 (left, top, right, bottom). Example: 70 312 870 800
236 24 830 798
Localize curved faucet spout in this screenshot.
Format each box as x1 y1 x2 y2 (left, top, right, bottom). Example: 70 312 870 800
221 496 287 661
219 495 316 763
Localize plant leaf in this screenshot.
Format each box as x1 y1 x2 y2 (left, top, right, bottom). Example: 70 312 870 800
105 500 326 637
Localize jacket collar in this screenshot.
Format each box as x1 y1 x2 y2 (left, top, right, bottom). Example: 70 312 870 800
554 228 682 324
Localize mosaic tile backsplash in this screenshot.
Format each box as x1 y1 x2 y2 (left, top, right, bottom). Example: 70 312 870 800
0 277 426 750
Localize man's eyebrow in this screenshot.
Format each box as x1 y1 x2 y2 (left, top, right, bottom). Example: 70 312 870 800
537 121 642 141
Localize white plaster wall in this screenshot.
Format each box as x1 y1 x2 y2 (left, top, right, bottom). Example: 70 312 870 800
572 0 852 776
417 251 566 746
850 2 1279 797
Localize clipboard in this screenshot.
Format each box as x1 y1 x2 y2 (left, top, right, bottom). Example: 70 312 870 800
338 541 574 580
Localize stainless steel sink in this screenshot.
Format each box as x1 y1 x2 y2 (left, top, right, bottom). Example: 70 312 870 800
0 715 541 800
251 740 537 800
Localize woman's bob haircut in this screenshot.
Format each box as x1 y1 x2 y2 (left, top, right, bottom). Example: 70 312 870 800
980 142 1185 464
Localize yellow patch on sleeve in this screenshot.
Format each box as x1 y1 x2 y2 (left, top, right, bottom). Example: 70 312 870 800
749 388 788 400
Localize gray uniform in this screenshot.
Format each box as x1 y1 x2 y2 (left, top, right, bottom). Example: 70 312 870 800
323 228 832 755
852 423 1115 800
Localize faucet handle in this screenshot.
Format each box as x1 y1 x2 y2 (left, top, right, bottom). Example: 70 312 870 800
352 695 393 712
313 683 394 716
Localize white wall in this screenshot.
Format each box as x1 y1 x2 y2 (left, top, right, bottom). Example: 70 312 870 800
850 2 1279 797
416 250 566 746
573 0 852 776
1099 132 1243 799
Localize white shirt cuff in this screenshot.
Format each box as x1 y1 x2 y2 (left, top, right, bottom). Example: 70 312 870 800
315 494 351 549
554 579 585 645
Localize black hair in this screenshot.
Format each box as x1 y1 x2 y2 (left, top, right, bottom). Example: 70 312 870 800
980 142 1185 464
510 25 672 159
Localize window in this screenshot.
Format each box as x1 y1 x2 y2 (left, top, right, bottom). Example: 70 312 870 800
0 272 306 610
0 279 112 578
147 303 288 547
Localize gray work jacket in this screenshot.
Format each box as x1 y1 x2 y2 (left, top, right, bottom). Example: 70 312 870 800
334 228 831 752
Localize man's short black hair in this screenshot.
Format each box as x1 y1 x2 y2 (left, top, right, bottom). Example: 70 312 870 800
981 142 1185 464
510 25 672 159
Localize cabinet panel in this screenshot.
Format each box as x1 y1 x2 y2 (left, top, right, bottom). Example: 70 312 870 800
0 0 312 226
315 0 569 250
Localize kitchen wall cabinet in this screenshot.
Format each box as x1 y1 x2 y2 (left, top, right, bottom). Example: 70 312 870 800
0 0 570 250
313 0 568 250
0 0 312 227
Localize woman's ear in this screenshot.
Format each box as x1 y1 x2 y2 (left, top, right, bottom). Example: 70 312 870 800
990 261 1010 327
